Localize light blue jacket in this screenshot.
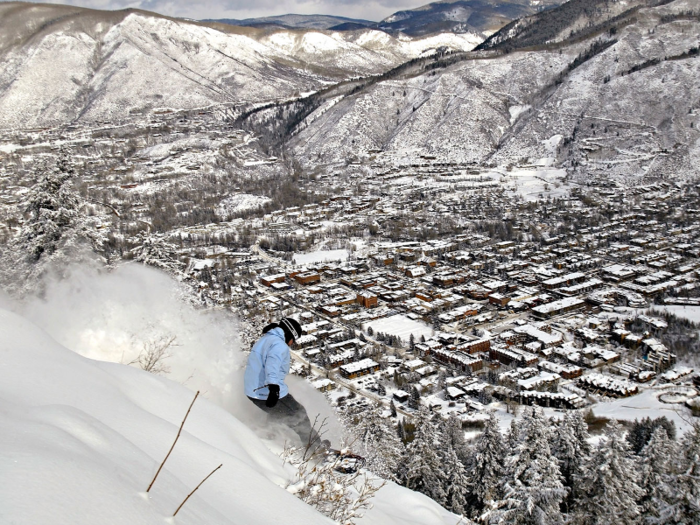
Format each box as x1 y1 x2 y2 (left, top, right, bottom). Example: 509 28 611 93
244 327 291 400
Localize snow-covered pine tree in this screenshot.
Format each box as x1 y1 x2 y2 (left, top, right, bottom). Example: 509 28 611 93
1 152 106 295
129 232 185 273
551 411 591 512
408 385 421 410
575 420 643 525
348 402 403 481
442 442 470 516
664 422 700 524
637 425 677 522
485 408 566 525
434 415 471 514
627 416 677 455
506 417 520 449
402 407 446 505
442 414 470 463
467 411 507 514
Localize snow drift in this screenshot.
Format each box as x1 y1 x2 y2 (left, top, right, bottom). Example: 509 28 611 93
0 308 332 525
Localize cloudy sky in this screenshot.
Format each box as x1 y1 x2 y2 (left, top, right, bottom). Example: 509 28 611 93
20 0 430 22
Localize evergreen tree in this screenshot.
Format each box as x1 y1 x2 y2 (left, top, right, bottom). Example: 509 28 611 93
130 232 184 272
507 417 520 449
443 443 470 516
408 386 421 410
638 426 676 522
443 415 470 463
403 407 447 505
437 370 447 390
390 399 397 417
664 422 700 524
575 420 643 525
488 408 566 525
627 416 677 455
2 152 106 294
350 402 403 481
436 415 471 515
551 411 591 512
467 412 507 514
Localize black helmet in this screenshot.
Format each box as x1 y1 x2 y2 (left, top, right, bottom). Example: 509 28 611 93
279 317 303 343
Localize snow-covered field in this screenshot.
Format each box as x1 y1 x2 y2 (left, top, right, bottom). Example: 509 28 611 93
363 314 434 342
293 249 350 265
654 305 700 324
502 167 569 202
592 387 694 435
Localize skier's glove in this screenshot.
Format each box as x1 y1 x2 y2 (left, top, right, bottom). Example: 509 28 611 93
266 384 280 408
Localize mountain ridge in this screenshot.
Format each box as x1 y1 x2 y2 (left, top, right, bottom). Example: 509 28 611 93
283 0 699 182
206 0 566 38
0 2 483 129
203 14 376 31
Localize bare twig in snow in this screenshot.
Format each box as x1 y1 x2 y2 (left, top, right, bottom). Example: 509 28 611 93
147 390 199 492
172 464 223 517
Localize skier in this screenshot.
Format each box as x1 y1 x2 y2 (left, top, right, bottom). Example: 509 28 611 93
245 317 320 449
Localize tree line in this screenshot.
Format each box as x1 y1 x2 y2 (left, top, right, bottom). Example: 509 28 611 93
344 403 700 524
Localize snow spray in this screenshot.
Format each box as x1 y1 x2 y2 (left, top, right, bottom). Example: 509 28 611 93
13 263 344 448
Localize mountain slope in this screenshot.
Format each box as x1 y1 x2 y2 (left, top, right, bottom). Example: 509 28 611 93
0 304 465 525
0 2 483 129
378 0 565 36
476 0 665 50
287 0 700 181
0 307 332 525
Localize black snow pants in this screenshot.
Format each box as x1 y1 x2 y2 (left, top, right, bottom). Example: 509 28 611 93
248 393 318 448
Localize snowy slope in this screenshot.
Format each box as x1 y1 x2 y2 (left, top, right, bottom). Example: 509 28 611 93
0 5 320 128
0 289 464 524
0 2 483 129
0 309 332 525
289 0 700 180
378 0 564 36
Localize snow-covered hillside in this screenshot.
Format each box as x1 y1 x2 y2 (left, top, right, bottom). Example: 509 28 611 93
0 276 464 525
377 0 565 37
260 29 482 73
0 309 329 525
0 2 482 129
289 0 700 181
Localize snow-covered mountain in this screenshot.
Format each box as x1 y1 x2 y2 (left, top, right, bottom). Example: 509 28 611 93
0 301 465 525
0 2 482 129
378 0 565 36
206 14 375 31
210 0 565 37
285 0 700 181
